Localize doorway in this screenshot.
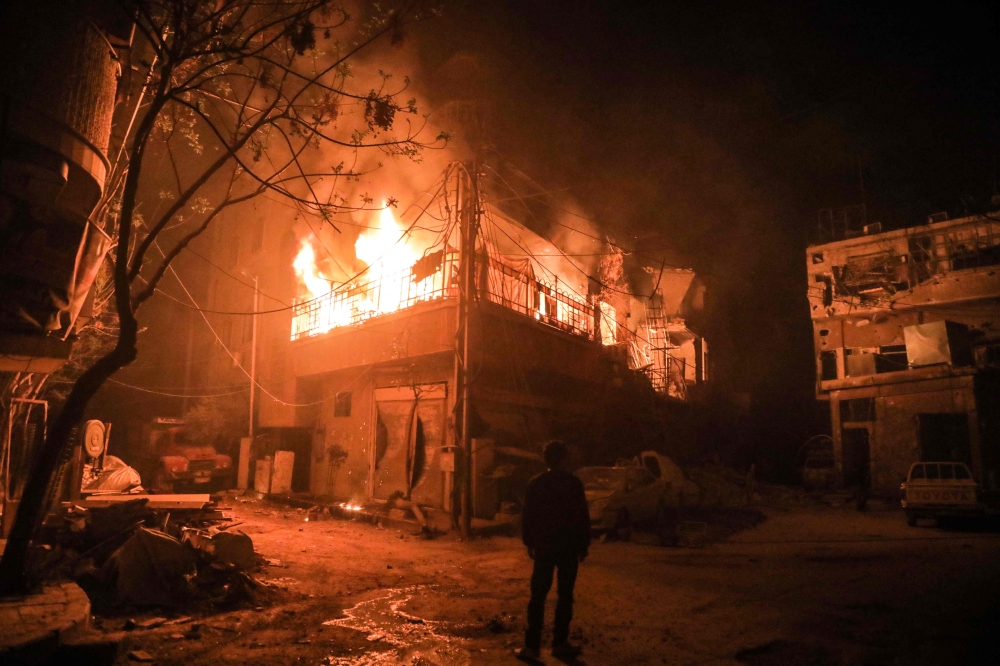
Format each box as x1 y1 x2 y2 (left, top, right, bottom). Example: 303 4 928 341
371 384 447 508
841 427 871 487
916 413 971 463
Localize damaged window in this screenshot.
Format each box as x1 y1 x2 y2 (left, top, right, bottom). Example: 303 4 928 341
908 235 936 284
875 344 909 373
334 391 352 417
834 252 909 302
813 274 833 307
820 350 838 381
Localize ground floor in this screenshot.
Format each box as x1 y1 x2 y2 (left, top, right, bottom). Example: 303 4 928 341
828 369 1000 495
96 499 1000 665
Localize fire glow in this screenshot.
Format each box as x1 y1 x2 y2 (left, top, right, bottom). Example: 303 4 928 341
290 206 441 340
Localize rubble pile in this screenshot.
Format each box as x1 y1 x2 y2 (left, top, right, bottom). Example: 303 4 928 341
31 496 276 613
685 465 759 509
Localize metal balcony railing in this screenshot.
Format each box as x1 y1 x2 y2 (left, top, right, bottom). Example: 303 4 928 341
291 252 596 341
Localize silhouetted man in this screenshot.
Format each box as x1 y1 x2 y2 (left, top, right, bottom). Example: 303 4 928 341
517 440 590 661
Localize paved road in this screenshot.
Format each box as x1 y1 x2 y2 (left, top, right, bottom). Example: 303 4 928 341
106 501 1000 665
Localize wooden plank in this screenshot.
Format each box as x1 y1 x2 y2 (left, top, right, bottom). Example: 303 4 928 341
66 494 211 510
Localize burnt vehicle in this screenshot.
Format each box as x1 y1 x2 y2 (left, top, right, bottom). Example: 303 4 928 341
576 465 673 542
800 435 836 491
144 418 233 493
638 451 702 508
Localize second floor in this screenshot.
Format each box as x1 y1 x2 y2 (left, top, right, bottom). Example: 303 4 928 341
807 213 1000 321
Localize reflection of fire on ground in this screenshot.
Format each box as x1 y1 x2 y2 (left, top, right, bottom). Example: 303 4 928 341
323 585 470 666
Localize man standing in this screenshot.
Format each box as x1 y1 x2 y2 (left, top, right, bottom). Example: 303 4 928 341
517 440 591 661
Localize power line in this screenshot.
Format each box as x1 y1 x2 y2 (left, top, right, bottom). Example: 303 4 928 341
104 378 250 398
182 245 290 306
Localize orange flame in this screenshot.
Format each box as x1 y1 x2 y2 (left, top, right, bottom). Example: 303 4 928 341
292 206 437 339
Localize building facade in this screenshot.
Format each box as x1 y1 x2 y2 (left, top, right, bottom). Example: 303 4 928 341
807 213 1000 494
195 188 709 520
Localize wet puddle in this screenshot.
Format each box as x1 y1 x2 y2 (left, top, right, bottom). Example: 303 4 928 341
323 586 470 665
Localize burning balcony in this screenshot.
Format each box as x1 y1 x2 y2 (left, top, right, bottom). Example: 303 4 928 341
290 206 596 342
291 251 461 340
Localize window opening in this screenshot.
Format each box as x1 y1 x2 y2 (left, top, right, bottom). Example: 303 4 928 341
334 391 352 417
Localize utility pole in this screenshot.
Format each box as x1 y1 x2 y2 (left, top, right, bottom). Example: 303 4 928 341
249 275 259 441
181 308 196 414
459 162 479 539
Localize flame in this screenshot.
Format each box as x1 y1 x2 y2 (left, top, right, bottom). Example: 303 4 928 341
292 239 329 297
292 237 351 336
353 207 420 316
291 205 440 339
355 208 418 279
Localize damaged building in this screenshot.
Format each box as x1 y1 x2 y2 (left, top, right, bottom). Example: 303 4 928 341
807 211 1000 495
188 167 709 522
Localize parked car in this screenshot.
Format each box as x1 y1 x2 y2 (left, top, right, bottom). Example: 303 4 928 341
900 462 983 526
575 465 672 541
146 418 233 493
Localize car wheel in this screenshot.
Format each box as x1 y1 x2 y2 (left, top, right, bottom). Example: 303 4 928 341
615 508 632 542
905 511 917 527
152 467 174 494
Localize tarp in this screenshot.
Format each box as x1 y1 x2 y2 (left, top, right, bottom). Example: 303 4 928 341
110 527 196 606
83 455 143 494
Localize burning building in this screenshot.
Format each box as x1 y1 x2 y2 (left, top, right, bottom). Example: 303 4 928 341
193 165 708 522
807 211 1000 495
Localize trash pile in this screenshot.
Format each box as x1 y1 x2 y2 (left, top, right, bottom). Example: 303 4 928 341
32 496 275 613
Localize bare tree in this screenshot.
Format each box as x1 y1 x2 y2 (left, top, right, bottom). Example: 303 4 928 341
0 0 443 594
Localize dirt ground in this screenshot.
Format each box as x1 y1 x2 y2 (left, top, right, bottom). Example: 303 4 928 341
97 499 1000 666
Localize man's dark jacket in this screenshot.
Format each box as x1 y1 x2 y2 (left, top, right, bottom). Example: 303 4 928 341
521 469 591 557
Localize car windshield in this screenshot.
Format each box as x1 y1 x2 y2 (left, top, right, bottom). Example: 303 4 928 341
576 468 625 492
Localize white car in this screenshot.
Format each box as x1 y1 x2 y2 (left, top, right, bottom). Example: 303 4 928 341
900 462 983 526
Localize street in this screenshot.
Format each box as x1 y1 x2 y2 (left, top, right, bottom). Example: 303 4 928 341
100 500 1000 666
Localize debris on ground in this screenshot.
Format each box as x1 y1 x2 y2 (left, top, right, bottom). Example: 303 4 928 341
482 612 514 634
30 494 276 615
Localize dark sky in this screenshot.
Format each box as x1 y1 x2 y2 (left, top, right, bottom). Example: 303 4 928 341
412 0 999 462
